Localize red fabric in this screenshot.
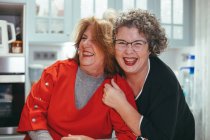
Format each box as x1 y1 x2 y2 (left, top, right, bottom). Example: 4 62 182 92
18 59 137 140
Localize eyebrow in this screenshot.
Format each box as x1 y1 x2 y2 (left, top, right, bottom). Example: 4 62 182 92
115 39 147 42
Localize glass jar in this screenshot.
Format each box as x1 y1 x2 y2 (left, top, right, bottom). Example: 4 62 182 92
11 40 22 53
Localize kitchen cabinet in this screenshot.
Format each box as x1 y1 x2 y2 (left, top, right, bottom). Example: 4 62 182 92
27 0 71 43
0 1 27 139
0 1 26 57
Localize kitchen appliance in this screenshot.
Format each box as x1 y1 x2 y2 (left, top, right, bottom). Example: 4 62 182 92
0 20 16 54
0 56 25 135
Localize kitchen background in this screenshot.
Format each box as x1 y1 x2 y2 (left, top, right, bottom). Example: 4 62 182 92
0 0 209 140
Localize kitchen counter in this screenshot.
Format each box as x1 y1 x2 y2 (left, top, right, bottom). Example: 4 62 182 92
0 135 25 140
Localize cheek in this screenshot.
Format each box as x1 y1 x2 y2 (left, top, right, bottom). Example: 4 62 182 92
115 53 124 65
78 41 83 48
115 50 122 59
99 55 105 63
140 51 150 59
95 52 105 64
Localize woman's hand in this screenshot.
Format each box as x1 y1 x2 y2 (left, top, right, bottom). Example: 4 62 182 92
103 79 142 136
61 134 95 140
102 79 128 110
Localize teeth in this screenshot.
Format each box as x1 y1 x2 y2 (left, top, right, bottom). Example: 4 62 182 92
123 57 137 65
83 51 94 56
124 57 136 62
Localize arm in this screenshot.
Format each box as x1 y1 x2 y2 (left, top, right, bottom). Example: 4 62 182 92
104 76 138 140
17 63 58 134
28 130 53 140
61 134 117 140
103 79 180 140
139 87 179 140
103 79 141 136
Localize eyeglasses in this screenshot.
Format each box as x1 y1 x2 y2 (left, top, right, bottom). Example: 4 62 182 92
114 39 147 52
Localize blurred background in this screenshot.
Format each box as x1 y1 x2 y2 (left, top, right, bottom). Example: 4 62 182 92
0 0 209 139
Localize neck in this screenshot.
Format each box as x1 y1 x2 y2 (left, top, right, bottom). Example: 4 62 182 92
80 66 104 77
125 61 149 96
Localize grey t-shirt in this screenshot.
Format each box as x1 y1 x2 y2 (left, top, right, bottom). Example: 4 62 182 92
75 67 105 109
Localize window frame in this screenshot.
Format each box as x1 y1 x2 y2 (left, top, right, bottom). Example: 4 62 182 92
70 0 195 47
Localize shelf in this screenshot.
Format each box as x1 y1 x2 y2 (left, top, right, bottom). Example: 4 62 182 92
0 3 24 16
0 53 24 57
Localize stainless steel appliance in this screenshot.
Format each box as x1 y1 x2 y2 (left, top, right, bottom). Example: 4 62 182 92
0 57 25 135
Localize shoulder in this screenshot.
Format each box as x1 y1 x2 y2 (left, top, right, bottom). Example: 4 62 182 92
45 59 77 73
112 74 136 108
113 74 133 95
43 59 78 80
113 74 127 87
148 56 181 95
46 59 77 69
149 56 178 85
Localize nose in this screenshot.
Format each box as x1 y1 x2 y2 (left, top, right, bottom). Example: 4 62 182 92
83 39 94 48
124 44 135 54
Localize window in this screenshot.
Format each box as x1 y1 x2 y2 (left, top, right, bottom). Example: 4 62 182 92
80 0 108 18
121 0 194 47
159 0 194 47
73 0 194 47
161 0 184 40
123 0 147 10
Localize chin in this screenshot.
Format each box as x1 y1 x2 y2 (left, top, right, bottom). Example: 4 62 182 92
123 65 138 73
81 59 95 65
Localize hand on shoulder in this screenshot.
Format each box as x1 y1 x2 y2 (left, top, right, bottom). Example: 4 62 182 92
102 79 128 110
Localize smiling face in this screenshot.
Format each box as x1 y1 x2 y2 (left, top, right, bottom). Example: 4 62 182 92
78 24 105 77
115 26 150 75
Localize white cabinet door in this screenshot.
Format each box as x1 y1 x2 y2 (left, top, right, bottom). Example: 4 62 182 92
27 0 71 43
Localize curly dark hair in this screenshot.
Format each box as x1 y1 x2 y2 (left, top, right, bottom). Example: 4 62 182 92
113 9 168 56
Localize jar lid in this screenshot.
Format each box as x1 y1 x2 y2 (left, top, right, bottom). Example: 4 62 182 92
13 40 22 43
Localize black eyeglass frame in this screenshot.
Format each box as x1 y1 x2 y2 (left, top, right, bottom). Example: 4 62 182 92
114 39 148 52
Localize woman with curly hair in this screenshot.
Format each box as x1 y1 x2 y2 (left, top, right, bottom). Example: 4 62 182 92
103 9 195 140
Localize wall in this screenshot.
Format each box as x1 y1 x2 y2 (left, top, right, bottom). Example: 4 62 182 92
159 47 195 81
28 42 76 68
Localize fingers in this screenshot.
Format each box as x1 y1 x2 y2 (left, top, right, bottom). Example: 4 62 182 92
103 86 109 100
103 83 112 96
103 79 122 97
104 79 119 91
111 79 120 90
102 84 111 105
102 95 106 105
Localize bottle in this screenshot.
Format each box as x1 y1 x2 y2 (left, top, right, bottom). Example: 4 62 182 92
180 54 195 107
186 54 195 106
186 54 195 72
15 26 22 40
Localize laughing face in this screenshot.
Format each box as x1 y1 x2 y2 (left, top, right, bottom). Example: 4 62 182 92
78 24 105 76
115 27 150 75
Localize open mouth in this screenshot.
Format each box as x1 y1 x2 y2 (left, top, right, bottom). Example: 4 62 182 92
83 50 94 57
123 57 138 66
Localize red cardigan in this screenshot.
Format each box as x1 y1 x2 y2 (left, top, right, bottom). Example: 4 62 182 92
17 59 137 140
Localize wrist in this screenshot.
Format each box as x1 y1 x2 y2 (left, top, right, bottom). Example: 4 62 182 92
115 99 130 114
